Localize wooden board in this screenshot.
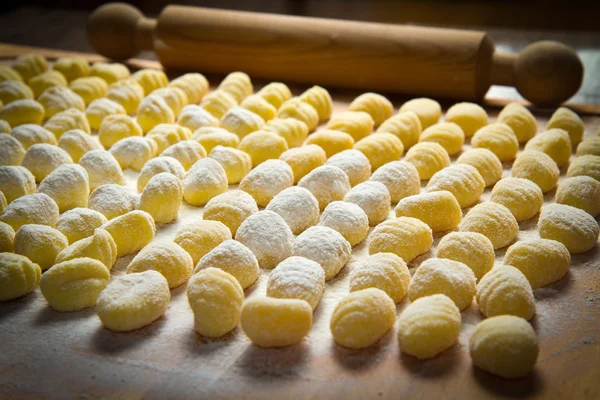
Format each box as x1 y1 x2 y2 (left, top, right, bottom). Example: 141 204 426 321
0 44 599 400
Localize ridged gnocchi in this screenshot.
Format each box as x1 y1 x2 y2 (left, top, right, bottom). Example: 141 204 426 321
58 129 103 162
14 224 68 270
109 136 157 171
369 160 420 203
325 149 371 186
436 232 495 280
131 68 168 95
239 159 294 207
292 225 351 281
203 190 257 236
395 191 462 232
504 239 570 289
404 142 450 180
471 123 519 162
267 256 325 310
177 105 219 132
10 124 56 149
21 143 73 181
262 118 309 148
444 102 488 137
546 107 584 145
169 73 209 104
298 165 351 211
138 173 183 223
496 102 537 143
0 193 59 231
327 111 374 142
200 89 238 119
266 186 319 235
555 176 600 216
490 177 543 221
348 92 393 126
537 203 599 254
137 94 175 133
161 140 207 170
98 114 142 149
79 150 124 190
319 201 369 246
174 220 232 265
0 80 34 104
354 132 404 170
567 155 600 181
524 128 571 167
101 210 155 257
476 265 535 320
192 127 240 153
398 97 441 128
53 57 90 82
137 156 185 192
344 181 390 226
55 207 108 244
304 129 355 157
69 76 108 105
460 202 518 249
28 70 67 98
256 82 292 109
126 241 193 288
14 54 48 81
511 150 559 193
208 145 252 184
194 239 259 289
37 164 89 212
276 98 319 131
55 228 117 270
182 158 228 206
279 144 326 183
377 111 421 149
426 164 485 208
349 253 410 303
90 62 130 84
419 122 465 156
218 72 252 103
0 253 41 301
368 217 432 262
299 85 333 122
239 130 288 166
106 78 144 114
0 99 45 127
146 123 192 154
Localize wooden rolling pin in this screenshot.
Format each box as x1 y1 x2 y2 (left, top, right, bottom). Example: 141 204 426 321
87 3 584 105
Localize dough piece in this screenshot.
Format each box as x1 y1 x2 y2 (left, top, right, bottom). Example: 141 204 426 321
0 99 45 127
85 98 126 131
279 145 326 184
21 143 71 182
348 92 393 127
330 288 396 349
546 107 584 145
98 114 142 149
200 90 238 119
240 94 277 121
52 57 89 82
344 181 390 226
97 270 170 332
262 118 309 148
137 156 185 192
55 228 117 270
28 71 67 99
397 294 461 359
576 137 600 157
161 140 206 170
0 80 34 105
398 98 441 129
292 226 351 281
327 111 374 142
377 111 422 149
40 257 110 312
511 150 559 193
524 128 571 167
239 130 288 166
419 122 465 156
426 164 485 208
567 155 600 181
276 98 319 131
437 232 494 280
38 86 84 119
490 177 543 221
469 315 538 378
319 201 369 246
0 166 36 203
471 123 519 162
235 210 294 269
555 176 600 216
37 164 89 212
368 217 432 262
79 150 124 190
220 106 265 139
194 239 259 289
459 202 518 249
169 73 209 105
266 186 319 235
182 158 228 206
56 208 107 243
146 123 192 154
208 145 252 184
0 221 15 252
174 220 232 265
325 149 371 187
90 62 130 84
395 191 462 232
304 129 355 157
138 173 183 223
131 68 168 95
203 190 258 236
69 76 107 105
43 107 90 138
192 127 240 153
537 203 599 254
241 297 312 347
0 193 58 231
239 159 294 207
0 120 10 133
0 66 23 82
188 267 244 338
369 160 420 203
408 257 476 310
445 102 488 137
0 192 5 215
109 136 157 171
106 78 144 114
136 94 175 133
57 129 103 162
297 165 351 211
267 256 325 310
0 134 25 166
177 105 219 132
354 132 404 170
404 142 450 180
504 238 570 289
256 82 292 109
0 253 40 301
10 124 56 149
299 85 333 121
101 210 155 257
496 102 537 143
476 265 535 320
14 54 48 81
349 253 410 303
127 241 193 288
456 148 503 187
14 224 68 270
151 87 188 117
218 71 253 103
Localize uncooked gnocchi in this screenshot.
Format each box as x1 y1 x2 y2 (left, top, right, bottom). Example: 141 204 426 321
444 102 488 137
218 72 253 103
110 137 157 172
456 148 503 187
146 123 192 154
377 111 421 149
471 123 519 162
161 140 206 170
200 90 238 119
43 107 90 138
319 201 369 246
459 202 519 249
0 80 34 105
127 241 193 288
395 191 462 232
267 256 325 310
15 54 48 81
90 62 130 84
490 177 543 221
576 137 600 157
28 71 67 98
152 87 188 117
208 145 252 184
262 118 309 148
137 156 185 192
174 220 232 265
537 203 599 254
14 224 68 270
38 86 85 119
192 127 240 153
101 210 155 257
57 129 103 162
69 76 108 105
138 173 183 223
37 164 89 212
276 98 319 132
169 73 209 104
21 143 73 182
256 82 292 109
555 176 600 216
239 130 288 166
368 217 432 263
546 107 584 145
524 128 571 167
426 164 485 208
265 186 319 235
0 66 23 82
56 207 108 244
106 78 144 114
419 122 465 156
436 231 495 280
511 150 559 193
98 114 142 149
136 94 175 133
304 129 355 157
354 132 404 170
327 111 374 142
203 190 257 236
369 160 420 203
10 124 56 149
0 221 15 253
0 134 25 166
220 106 265 139
344 181 390 226
194 239 259 289
398 98 441 128
476 265 535 320
79 150 124 190
496 102 537 143
299 85 333 122
292 225 351 281
0 252 40 301
0 99 45 127
182 158 228 206
53 57 90 82
279 144 326 183
0 193 58 230
177 105 219 132
55 228 117 270
349 253 410 303
325 149 371 187
131 68 168 95
239 159 294 207
404 142 450 180
348 92 393 126
567 155 600 181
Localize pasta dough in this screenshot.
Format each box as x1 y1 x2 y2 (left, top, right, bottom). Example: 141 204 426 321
459 202 518 249
203 190 258 236
426 164 485 208
476 265 535 320
395 191 462 232
174 220 232 265
436 232 495 280
266 186 319 235
267 256 325 310
504 239 570 289
292 225 351 281
537 203 599 254
194 239 259 289
490 177 544 221
368 217 432 263
349 253 410 303
14 224 68 270
404 142 450 180
239 159 294 207
127 241 193 289
0 253 40 301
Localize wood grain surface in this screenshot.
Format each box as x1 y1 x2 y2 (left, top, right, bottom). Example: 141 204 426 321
0 44 599 400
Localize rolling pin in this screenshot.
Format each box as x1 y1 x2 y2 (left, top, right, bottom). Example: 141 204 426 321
87 3 584 105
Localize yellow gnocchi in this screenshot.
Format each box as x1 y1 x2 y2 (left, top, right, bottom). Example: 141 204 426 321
576 137 600 157
53 57 89 82
0 134 25 166
354 132 404 170
146 123 192 154
0 253 40 301
109 136 157 172
279 144 326 184
319 201 369 246
90 62 130 84
395 191 462 232
56 208 108 244
490 177 543 221
524 128 571 167
546 107 584 145
55 228 117 270
298 85 332 122
192 127 240 153
79 150 124 190
256 82 292 109
0 99 45 127
98 114 142 149
203 190 258 236
106 78 144 114
511 150 560 193
326 149 371 187
0 166 35 204
240 159 294 207
348 92 393 127
298 165 351 211
567 155 600 181
377 111 422 149
496 102 537 143
138 173 183 223
460 202 518 249
349 253 410 303
43 107 90 138
174 220 232 265
161 140 206 170
28 70 67 98
555 176 600 216
0 66 23 82
0 80 34 104
0 193 58 231
456 149 503 187
419 122 465 156
10 124 56 149
330 288 396 349
90 184 136 220
471 123 519 162
14 224 68 270
292 226 351 281
169 73 209 105
476 265 535 320
137 94 175 133
0 120 9 133
38 81 83 116
177 105 219 132
0 221 15 253
200 89 238 119
101 210 155 257
69 76 108 105
327 111 374 142
344 181 390 226
368 217 432 263
182 158 228 206
22 143 72 181
240 94 277 121
37 164 89 212
504 239 570 289
277 98 319 132
262 118 309 148
369 160 420 203
85 98 126 131
267 256 325 310
239 130 288 166
220 106 265 139
137 156 185 192
436 232 495 280
208 146 251 184
444 102 488 137
304 129 355 157
404 142 450 180
398 97 441 129
194 239 259 289
537 203 599 254
131 68 168 95
218 72 253 103
426 164 485 208
397 294 461 359
58 129 103 162
150 86 188 117
265 186 319 235
127 241 193 288
14 54 48 81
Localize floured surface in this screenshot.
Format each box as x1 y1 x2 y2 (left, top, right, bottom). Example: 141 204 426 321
1 49 600 399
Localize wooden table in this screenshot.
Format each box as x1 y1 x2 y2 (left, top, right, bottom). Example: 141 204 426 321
0 44 599 400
